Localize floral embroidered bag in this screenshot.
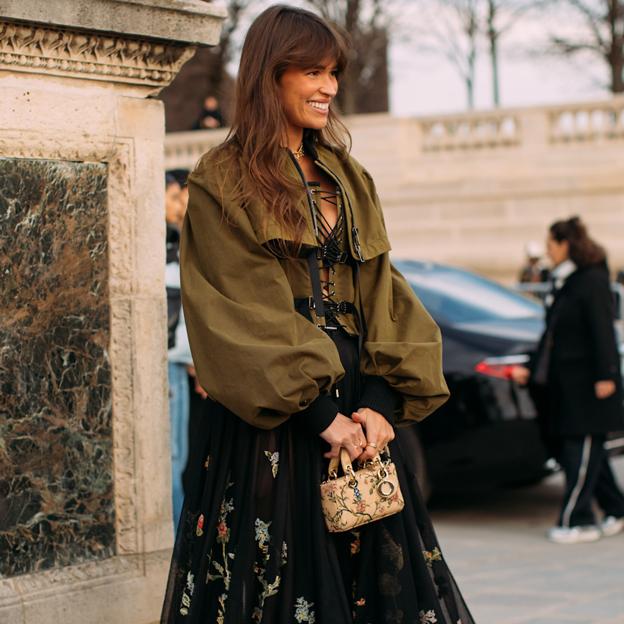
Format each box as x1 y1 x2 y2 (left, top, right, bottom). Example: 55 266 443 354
320 448 404 532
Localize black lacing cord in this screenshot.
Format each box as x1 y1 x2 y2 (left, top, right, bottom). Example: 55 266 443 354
307 184 350 327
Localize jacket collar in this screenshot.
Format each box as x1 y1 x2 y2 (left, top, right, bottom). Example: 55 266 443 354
551 259 577 290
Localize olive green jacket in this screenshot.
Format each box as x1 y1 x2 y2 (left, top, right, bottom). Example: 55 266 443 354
180 142 449 430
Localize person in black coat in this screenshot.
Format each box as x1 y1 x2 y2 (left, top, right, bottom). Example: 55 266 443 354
513 216 624 543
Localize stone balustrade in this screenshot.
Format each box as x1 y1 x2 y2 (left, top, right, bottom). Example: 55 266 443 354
549 100 624 143
165 96 624 280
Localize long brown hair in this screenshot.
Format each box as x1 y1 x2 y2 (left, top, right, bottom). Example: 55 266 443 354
218 5 351 248
549 216 606 268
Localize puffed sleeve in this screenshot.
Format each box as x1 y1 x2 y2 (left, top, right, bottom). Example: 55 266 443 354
355 170 450 425
180 160 344 431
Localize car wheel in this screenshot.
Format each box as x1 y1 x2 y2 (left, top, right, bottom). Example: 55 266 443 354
396 424 432 501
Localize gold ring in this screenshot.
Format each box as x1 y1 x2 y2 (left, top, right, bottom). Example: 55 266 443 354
367 442 378 449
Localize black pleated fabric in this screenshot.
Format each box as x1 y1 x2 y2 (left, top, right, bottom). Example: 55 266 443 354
161 327 475 624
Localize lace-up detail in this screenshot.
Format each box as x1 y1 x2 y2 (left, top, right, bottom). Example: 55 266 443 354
307 182 351 328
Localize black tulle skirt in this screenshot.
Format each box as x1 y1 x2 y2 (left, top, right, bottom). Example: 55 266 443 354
161 326 475 624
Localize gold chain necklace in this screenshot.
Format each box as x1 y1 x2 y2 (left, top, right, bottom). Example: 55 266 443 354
292 143 305 160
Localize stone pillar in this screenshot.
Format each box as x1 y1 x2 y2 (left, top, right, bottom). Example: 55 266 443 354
0 2 224 622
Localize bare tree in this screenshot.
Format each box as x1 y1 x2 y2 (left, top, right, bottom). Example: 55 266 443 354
305 0 397 113
160 0 253 132
416 0 480 108
547 0 624 92
484 0 536 105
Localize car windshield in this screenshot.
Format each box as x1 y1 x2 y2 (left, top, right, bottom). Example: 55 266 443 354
397 264 543 324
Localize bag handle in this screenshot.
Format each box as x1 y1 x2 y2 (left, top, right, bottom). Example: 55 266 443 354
327 447 390 479
328 448 353 477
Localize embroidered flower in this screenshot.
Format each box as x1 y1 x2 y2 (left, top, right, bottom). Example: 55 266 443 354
355 597 366 607
251 520 287 622
196 513 205 537
205 483 235 622
216 520 229 543
350 531 361 555
294 596 316 623
419 609 438 624
255 518 271 556
204 455 211 469
422 547 442 569
179 571 195 616
264 450 280 478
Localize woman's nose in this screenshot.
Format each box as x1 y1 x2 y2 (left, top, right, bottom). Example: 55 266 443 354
320 75 338 96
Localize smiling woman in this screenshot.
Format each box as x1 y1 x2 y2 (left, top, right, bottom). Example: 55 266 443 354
160 5 475 624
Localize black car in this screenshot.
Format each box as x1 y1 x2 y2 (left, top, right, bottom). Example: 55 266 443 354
393 260 550 497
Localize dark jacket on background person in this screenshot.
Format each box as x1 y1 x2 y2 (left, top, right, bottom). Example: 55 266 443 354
180 140 449 432
534 262 624 436
166 223 182 349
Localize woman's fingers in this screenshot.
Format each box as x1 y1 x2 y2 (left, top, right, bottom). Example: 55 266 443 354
323 443 341 459
353 408 393 462
346 444 362 462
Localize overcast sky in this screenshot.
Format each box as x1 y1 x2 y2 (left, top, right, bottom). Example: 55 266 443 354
228 3 612 117
388 14 609 117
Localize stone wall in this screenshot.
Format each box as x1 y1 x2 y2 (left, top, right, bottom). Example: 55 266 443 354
0 2 225 623
165 97 624 281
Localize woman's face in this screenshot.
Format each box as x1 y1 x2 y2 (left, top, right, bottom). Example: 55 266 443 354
165 182 184 226
546 234 570 266
278 59 338 135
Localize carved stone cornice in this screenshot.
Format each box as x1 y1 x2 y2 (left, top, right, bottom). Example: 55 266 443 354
0 19 196 90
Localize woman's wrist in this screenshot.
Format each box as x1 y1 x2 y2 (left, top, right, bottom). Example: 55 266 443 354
296 394 339 435
357 375 401 425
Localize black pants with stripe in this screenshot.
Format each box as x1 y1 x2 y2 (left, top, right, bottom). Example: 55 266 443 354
557 435 624 527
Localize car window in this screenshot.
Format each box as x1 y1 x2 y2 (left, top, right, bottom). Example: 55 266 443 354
398 266 543 324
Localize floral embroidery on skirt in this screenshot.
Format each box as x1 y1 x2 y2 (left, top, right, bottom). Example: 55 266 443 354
161 328 474 624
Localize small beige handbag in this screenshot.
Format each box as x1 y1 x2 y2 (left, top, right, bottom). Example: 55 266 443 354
320 448 405 532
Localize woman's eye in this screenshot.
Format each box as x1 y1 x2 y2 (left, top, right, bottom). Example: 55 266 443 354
307 70 320 77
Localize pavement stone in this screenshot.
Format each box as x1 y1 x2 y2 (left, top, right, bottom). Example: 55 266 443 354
430 456 624 624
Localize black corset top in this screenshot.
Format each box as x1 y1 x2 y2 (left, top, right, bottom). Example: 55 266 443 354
307 181 348 268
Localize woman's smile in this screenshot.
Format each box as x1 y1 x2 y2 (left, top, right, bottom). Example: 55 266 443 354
307 100 330 114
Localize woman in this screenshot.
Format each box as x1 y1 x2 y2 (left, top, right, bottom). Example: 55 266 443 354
514 217 624 544
161 6 474 623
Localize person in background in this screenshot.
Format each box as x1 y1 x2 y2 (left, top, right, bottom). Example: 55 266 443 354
165 172 194 532
513 216 624 544
519 240 550 284
167 169 208 404
168 168 190 211
192 95 224 130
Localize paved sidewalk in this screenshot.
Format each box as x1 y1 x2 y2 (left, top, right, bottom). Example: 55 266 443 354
431 457 624 624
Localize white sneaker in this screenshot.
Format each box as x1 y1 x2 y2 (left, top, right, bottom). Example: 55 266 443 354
547 525 602 544
601 516 624 537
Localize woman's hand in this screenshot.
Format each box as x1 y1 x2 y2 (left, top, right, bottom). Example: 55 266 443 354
186 365 209 399
320 413 367 461
511 365 531 385
351 407 395 462
595 380 616 399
